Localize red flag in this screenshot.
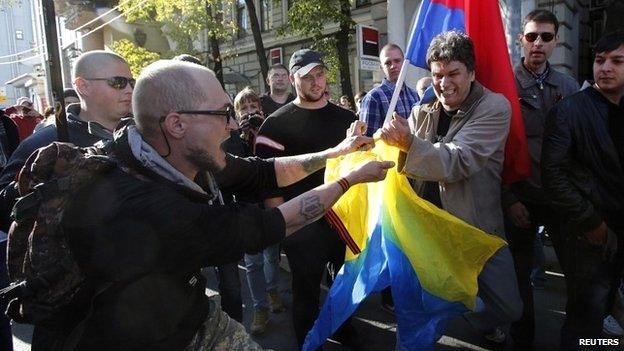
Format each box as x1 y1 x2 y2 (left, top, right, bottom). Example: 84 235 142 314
465 0 530 183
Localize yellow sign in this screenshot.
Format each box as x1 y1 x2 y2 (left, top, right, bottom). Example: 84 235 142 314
0 96 6 103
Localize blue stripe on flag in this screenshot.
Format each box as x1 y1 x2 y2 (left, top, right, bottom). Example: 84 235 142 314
385 236 469 350
405 0 466 68
302 223 389 351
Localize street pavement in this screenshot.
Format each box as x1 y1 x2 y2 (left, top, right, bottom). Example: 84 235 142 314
12 246 570 350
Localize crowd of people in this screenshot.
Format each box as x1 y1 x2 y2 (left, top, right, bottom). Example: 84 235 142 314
0 8 622 351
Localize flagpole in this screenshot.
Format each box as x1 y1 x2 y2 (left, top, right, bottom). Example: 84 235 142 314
381 59 410 128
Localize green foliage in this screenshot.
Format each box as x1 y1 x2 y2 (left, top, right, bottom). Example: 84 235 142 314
120 0 237 55
310 38 340 85
278 0 353 38
277 0 355 86
111 39 161 77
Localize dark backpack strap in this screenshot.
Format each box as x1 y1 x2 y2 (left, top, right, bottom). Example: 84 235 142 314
11 177 72 221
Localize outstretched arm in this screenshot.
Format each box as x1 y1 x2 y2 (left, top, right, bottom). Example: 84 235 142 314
273 121 372 187
278 159 394 235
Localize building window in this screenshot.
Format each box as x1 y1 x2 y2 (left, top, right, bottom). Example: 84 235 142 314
15 30 23 40
237 0 250 38
355 0 370 7
261 0 272 32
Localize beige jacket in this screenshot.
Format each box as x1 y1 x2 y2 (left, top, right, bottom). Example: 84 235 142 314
398 82 511 237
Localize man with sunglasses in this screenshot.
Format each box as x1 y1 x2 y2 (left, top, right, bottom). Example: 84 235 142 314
45 59 390 350
502 9 579 347
0 50 133 232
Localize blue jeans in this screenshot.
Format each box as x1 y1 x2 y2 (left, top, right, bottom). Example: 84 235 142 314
244 243 280 310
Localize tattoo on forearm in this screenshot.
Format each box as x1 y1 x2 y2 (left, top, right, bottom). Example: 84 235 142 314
299 195 325 220
300 154 327 174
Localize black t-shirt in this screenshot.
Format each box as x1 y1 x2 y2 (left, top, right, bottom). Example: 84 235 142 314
421 109 455 209
255 101 357 201
260 93 295 117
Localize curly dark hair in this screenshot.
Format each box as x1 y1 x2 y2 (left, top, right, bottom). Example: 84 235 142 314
426 31 475 72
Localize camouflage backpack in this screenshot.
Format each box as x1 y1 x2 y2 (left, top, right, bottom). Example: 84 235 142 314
0 141 116 325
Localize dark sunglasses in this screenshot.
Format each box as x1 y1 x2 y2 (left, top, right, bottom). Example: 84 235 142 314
84 76 135 90
524 32 555 43
161 105 236 126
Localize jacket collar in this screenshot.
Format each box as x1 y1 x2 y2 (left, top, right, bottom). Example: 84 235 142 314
587 84 624 108
515 59 560 90
67 103 114 141
110 120 214 202
420 81 485 118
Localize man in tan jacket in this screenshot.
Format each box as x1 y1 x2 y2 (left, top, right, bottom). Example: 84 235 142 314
380 31 522 343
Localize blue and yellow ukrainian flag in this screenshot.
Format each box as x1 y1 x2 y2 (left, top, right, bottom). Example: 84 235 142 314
303 143 506 350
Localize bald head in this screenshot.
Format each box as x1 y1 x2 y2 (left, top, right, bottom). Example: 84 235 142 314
133 60 216 137
416 76 433 98
72 50 128 80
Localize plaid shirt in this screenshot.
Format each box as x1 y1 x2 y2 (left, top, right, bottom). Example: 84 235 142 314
359 79 419 136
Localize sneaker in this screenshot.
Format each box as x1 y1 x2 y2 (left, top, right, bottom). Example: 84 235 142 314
268 291 286 313
250 308 269 335
484 327 506 343
603 315 624 336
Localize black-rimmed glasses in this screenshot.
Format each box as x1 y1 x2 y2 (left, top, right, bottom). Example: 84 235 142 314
84 76 135 90
160 105 236 126
157 105 236 158
524 32 555 43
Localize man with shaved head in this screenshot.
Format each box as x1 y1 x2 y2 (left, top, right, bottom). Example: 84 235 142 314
0 50 133 232
42 59 392 350
0 51 133 350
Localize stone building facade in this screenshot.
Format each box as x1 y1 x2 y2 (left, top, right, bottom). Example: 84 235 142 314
217 0 620 97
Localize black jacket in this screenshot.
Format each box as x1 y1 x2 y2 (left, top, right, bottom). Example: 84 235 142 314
541 87 624 233
53 124 285 351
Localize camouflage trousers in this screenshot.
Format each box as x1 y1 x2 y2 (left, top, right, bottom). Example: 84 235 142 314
184 296 268 351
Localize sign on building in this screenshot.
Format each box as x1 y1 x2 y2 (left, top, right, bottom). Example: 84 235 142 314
269 47 283 65
357 24 380 71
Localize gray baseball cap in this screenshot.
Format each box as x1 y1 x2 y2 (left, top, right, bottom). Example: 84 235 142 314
289 49 325 77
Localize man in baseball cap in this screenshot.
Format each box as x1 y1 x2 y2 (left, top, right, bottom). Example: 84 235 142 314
16 97 33 108
289 49 326 77
256 48 362 347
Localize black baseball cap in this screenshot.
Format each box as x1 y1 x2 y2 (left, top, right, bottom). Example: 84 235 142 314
289 49 325 77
